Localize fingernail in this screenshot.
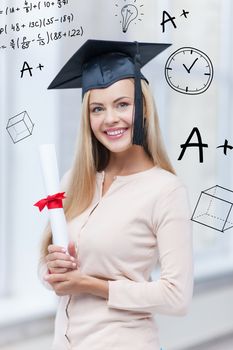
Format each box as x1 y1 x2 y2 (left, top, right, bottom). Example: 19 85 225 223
44 275 49 280
70 257 75 261
72 263 76 267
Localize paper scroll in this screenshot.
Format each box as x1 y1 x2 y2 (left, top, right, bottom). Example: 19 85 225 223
35 144 69 249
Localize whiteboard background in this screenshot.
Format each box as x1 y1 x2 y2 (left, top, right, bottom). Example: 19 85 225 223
0 0 233 348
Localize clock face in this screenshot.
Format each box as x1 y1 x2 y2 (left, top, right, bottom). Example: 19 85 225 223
164 47 214 95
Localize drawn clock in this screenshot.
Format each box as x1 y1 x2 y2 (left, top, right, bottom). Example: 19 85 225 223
164 47 214 95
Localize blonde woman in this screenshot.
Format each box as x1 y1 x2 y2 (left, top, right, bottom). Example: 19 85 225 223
39 40 193 350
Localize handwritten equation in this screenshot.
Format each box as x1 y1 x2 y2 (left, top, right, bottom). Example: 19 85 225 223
0 0 84 50
3 28 83 50
0 1 69 15
1 14 74 35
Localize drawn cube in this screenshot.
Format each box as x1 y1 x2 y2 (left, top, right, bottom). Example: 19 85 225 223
191 185 233 232
6 110 34 143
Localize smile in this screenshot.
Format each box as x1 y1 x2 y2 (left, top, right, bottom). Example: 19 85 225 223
104 128 128 139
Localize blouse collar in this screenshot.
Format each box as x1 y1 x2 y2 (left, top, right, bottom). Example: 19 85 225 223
96 165 159 182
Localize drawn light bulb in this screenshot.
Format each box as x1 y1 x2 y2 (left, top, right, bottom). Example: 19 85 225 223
121 4 138 33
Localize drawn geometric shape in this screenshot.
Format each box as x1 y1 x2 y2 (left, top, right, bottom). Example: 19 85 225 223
6 110 34 143
191 185 233 232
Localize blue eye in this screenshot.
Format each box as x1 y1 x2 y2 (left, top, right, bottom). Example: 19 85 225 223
118 102 129 109
92 106 103 113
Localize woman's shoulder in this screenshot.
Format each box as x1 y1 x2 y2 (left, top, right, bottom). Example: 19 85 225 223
150 166 184 189
145 166 189 203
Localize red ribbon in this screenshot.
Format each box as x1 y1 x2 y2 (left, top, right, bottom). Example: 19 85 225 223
34 192 66 212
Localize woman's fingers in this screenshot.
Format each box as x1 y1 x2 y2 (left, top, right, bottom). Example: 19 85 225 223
46 251 76 262
47 244 79 263
48 244 66 254
48 267 72 274
45 273 68 283
46 243 80 274
47 259 77 270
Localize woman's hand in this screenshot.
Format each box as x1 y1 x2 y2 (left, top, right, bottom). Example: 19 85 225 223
44 269 85 296
45 241 80 274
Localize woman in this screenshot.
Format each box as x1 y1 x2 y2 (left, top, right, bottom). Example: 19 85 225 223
39 39 193 350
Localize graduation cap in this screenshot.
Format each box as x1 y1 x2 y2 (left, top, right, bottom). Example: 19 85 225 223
48 39 171 146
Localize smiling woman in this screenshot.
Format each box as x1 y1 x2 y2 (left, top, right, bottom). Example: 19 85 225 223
89 80 135 151
38 39 193 350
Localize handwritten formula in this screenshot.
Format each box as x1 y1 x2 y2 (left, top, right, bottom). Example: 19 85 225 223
1 1 69 15
0 0 84 50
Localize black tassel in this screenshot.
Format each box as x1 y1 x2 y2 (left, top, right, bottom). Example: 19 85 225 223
132 41 144 146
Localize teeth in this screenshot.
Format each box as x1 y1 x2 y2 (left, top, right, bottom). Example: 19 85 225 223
106 129 126 136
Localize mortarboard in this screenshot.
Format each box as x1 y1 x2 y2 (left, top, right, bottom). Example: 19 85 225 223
48 39 171 146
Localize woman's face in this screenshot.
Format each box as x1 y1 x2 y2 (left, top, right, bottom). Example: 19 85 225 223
89 78 134 153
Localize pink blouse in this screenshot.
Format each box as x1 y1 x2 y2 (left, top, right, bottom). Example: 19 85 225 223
40 165 194 350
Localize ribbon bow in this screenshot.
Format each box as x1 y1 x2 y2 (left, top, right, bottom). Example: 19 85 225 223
34 192 66 212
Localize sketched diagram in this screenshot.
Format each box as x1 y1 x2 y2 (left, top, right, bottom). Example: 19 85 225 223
165 47 214 95
6 110 34 143
115 1 144 33
191 185 233 232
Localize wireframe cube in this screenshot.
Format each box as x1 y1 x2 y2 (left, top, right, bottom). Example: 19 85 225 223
6 110 34 143
191 185 233 232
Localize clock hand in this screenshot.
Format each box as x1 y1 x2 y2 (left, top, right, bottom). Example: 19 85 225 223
183 64 190 73
183 58 199 73
188 58 198 72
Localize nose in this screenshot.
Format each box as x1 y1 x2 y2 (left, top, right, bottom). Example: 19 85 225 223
104 106 120 124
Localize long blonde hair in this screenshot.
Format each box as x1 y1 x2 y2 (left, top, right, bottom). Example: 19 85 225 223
39 79 175 262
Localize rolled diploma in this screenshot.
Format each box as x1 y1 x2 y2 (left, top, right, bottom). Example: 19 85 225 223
39 144 69 248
